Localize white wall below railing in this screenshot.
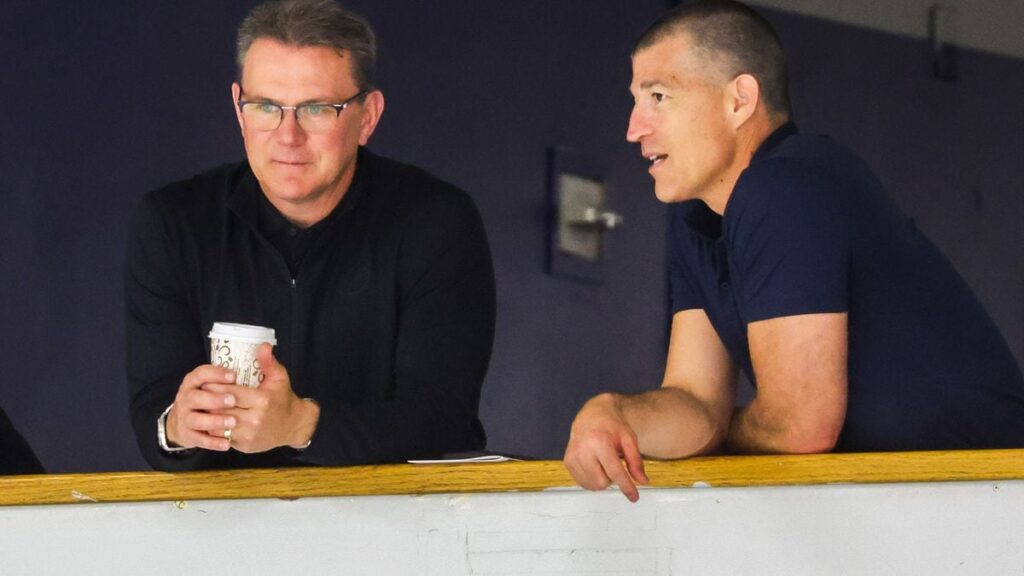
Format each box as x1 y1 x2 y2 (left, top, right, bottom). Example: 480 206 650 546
2 480 1021 575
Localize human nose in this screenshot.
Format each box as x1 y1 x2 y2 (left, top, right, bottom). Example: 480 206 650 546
275 108 306 144
626 104 649 143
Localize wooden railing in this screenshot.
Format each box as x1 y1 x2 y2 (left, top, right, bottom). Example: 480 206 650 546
2 449 1023 506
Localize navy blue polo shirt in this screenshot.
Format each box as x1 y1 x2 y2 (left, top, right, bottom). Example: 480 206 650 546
668 123 1024 451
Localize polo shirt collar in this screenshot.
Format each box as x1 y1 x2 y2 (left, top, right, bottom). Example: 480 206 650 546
751 121 798 163
679 122 799 241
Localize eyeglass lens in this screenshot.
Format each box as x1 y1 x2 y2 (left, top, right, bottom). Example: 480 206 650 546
241 103 342 133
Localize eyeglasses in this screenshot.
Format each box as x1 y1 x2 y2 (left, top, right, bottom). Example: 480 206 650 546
237 90 368 133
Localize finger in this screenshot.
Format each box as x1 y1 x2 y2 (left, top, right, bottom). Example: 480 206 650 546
566 455 613 492
172 426 231 452
564 437 618 491
216 421 263 454
620 433 649 485
204 383 263 409
563 447 596 488
178 387 236 412
183 411 237 434
193 432 232 452
181 364 236 390
562 460 588 490
596 447 639 502
206 408 250 428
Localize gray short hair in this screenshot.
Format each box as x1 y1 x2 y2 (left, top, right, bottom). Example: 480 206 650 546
236 0 377 91
635 0 790 120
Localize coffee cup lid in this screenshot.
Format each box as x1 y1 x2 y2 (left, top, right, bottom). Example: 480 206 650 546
208 322 277 345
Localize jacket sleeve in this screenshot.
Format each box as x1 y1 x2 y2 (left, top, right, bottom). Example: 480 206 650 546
124 192 227 471
0 404 45 475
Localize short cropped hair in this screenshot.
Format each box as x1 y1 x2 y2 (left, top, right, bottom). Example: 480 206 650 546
634 0 790 119
236 0 377 91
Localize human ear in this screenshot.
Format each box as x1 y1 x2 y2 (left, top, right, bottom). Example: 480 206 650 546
231 82 245 135
728 74 760 129
358 90 385 146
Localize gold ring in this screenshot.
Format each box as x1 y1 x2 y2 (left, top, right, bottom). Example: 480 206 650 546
224 428 232 441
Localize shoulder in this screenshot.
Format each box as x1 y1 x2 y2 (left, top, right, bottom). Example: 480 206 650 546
130 162 250 248
723 135 877 254
744 135 842 194
740 134 879 205
139 162 249 217
728 133 882 230
361 149 482 223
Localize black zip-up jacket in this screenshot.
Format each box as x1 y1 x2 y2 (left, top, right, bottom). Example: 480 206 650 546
126 148 495 471
0 405 44 475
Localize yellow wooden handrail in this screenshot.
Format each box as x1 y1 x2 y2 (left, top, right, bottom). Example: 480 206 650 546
1 449 1022 507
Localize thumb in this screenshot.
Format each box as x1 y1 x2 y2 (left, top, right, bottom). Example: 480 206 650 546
255 343 286 384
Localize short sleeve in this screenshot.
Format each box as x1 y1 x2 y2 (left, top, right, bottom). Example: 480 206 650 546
726 160 851 323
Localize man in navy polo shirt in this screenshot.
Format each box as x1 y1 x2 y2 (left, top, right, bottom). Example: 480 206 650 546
564 0 1024 502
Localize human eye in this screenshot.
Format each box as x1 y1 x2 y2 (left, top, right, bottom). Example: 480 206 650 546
254 102 279 115
651 92 666 103
301 104 329 117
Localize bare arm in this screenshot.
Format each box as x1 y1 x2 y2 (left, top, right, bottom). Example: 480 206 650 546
727 313 848 454
631 309 737 457
564 309 737 501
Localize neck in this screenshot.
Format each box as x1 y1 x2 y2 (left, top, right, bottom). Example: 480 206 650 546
703 114 781 215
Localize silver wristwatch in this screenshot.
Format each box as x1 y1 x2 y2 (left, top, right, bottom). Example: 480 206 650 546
157 404 192 453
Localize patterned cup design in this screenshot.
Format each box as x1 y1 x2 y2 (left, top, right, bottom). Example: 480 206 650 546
210 339 264 388
208 322 276 388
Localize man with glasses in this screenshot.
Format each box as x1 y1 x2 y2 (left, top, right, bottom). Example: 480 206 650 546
126 0 495 470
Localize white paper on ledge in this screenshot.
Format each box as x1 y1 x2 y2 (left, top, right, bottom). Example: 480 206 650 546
407 454 521 464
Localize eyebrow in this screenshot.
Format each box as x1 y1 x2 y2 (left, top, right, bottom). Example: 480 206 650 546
638 80 669 90
630 80 672 96
239 93 337 105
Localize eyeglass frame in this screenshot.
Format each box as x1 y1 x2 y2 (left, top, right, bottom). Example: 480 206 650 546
236 89 370 132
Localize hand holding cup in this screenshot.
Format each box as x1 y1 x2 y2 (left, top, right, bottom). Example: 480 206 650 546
165 323 277 451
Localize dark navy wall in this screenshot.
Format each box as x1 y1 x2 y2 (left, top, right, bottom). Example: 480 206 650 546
1 2 1020 473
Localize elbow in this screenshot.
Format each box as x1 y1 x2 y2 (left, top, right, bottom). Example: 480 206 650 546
699 416 732 455
776 419 843 454
764 395 847 454
677 404 732 458
657 422 724 460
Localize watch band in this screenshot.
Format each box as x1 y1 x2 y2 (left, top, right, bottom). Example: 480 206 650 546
157 404 192 453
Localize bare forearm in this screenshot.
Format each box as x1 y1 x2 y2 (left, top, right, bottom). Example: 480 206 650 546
614 388 727 459
565 385 727 502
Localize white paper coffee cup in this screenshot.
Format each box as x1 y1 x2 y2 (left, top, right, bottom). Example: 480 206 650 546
208 322 277 388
